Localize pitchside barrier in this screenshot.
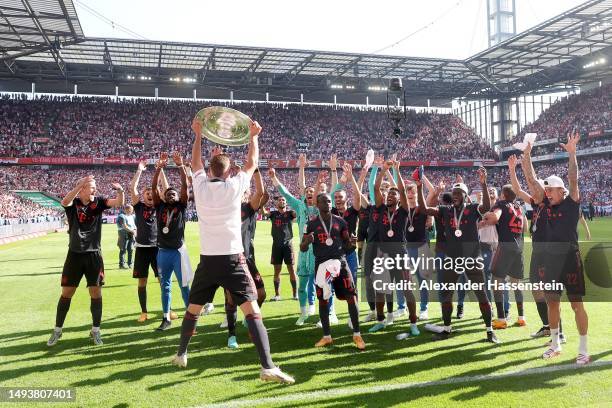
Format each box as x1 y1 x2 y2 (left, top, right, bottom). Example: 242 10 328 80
0 220 65 240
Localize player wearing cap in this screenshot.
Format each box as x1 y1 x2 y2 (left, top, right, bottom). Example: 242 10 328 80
301 193 365 350
417 168 499 343
46 175 124 347
522 133 590 365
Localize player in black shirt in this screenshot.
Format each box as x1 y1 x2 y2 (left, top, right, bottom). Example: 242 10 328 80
507 153 558 339
47 175 124 347
482 184 526 329
301 193 365 350
368 160 419 335
223 169 268 349
332 162 361 284
130 161 161 323
268 197 297 301
403 180 436 323
153 152 190 332
522 133 590 365
418 167 499 344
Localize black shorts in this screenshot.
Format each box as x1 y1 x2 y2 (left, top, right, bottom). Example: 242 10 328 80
61 251 105 287
270 241 294 265
132 247 159 279
491 244 524 279
314 260 356 301
543 249 585 297
529 249 547 284
189 254 258 306
246 256 264 290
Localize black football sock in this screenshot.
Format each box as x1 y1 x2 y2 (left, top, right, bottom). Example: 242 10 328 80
479 302 493 329
495 301 506 319
273 280 280 296
245 313 274 369
514 290 524 316
347 297 360 333
290 279 297 297
90 297 102 328
536 301 549 326
55 296 72 328
441 301 453 327
138 286 147 313
319 301 331 336
177 311 198 356
225 301 237 337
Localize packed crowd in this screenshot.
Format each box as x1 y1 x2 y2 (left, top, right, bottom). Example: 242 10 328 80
0 95 497 161
506 83 612 149
1 153 610 211
0 192 62 225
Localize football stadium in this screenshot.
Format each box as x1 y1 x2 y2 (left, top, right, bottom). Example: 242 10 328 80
0 0 611 406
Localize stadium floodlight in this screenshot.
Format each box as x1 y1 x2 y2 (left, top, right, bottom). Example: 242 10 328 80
386 78 406 137
368 85 387 91
126 74 135 80
182 77 196 83
139 76 151 80
330 84 343 89
582 58 606 69
345 85 355 90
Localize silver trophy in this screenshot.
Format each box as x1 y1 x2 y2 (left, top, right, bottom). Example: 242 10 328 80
193 106 251 146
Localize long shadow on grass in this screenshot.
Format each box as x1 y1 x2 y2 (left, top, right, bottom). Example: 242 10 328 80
267 354 612 408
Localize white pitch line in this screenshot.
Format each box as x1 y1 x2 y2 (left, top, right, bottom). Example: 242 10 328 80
196 360 612 408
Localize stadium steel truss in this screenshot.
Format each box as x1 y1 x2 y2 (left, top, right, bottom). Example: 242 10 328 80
0 0 610 100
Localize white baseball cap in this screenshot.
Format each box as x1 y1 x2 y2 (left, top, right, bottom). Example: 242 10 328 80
543 176 568 193
452 183 469 195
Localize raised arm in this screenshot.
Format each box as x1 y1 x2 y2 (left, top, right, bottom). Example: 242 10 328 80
130 161 146 205
243 120 262 177
368 163 380 204
422 174 437 206
298 153 307 197
394 161 408 210
173 152 188 205
152 154 167 206
521 142 545 204
105 183 125 208
250 169 264 210
561 131 580 202
191 117 204 173
61 176 93 207
313 170 328 201
159 167 170 198
477 167 491 213
269 168 302 210
342 162 361 211
507 154 533 203
330 154 338 205
374 162 385 207
357 165 370 208
417 181 439 216
259 191 270 210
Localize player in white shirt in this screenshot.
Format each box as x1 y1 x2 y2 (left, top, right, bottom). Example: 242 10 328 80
170 116 294 384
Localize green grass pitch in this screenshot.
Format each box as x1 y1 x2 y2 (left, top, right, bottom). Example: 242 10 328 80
1 218 611 407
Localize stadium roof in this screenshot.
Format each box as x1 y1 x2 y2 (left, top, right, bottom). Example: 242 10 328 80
0 0 610 99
